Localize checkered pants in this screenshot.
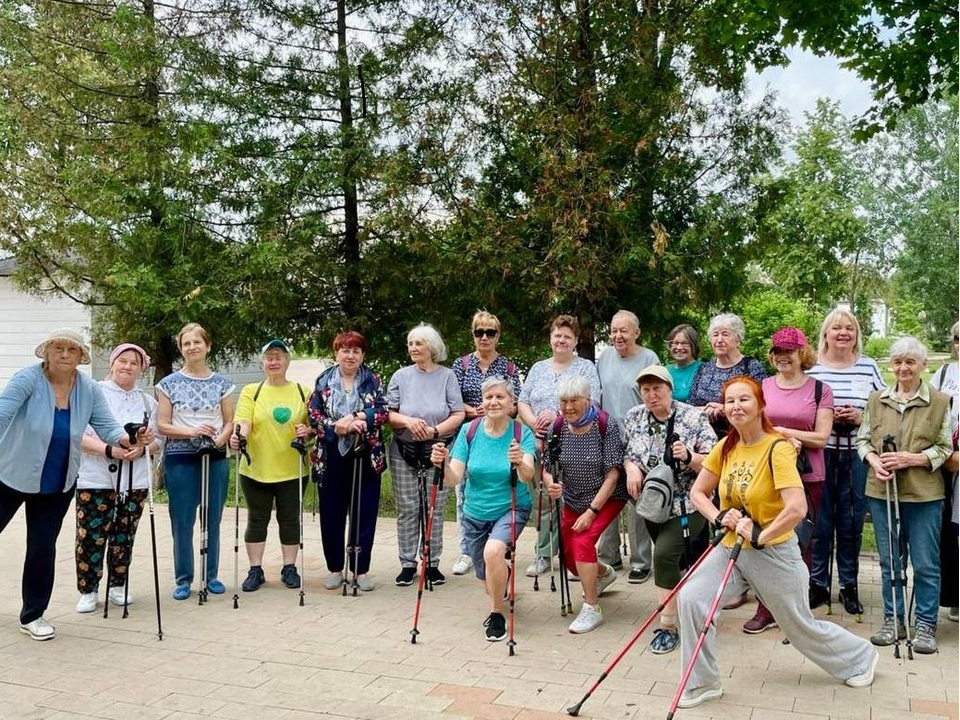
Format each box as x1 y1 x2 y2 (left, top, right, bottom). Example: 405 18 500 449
390 441 447 568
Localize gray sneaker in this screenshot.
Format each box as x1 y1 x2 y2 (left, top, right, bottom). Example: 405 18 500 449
870 616 906 646
912 622 938 654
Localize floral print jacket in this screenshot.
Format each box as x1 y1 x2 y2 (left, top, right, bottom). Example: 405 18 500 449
308 364 388 477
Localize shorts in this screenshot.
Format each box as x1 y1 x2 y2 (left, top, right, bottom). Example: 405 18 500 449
462 505 532 580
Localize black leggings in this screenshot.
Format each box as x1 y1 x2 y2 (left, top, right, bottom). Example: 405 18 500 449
239 475 304 545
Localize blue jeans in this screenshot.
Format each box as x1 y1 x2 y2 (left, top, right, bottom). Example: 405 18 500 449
165 454 228 587
811 446 867 588
865 495 942 627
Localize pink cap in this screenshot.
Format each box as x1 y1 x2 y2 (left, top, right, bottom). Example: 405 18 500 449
109 343 151 370
770 327 807 351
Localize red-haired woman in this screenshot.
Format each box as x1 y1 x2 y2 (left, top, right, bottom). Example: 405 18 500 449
676 377 876 710
308 332 388 592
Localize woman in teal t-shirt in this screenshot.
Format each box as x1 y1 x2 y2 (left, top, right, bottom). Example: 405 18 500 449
666 324 703 403
431 377 536 643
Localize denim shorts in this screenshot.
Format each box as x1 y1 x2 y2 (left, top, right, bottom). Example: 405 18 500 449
462 505 532 580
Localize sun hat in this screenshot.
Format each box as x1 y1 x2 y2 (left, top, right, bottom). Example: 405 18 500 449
635 364 673 388
109 343 151 370
35 328 91 365
770 326 808 351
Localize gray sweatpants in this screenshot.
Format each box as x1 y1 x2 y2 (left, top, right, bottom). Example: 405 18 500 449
390 442 447 569
597 499 652 571
678 536 874 690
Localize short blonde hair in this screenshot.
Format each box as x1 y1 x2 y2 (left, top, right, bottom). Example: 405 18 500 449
472 310 502 333
407 322 447 362
817 308 864 356
177 322 211 349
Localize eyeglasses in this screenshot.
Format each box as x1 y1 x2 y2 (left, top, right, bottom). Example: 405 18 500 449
473 328 498 338
668 341 690 348
953 336 959 342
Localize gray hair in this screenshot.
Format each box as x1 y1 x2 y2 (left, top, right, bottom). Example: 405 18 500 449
407 322 447 362
611 309 640 330
951 321 959 361
556 375 592 400
707 313 745 344
818 307 864 356
480 376 514 398
889 336 928 362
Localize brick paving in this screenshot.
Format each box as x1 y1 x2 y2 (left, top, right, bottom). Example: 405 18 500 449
0 504 956 719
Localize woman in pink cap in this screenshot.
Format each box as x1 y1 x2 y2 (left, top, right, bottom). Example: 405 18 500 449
75 343 163 614
741 326 834 634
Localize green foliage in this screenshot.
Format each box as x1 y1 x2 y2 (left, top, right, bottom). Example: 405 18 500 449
864 336 894 361
731 287 821 367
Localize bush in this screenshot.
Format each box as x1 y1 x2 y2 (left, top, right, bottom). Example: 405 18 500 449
730 288 821 368
863 336 894 360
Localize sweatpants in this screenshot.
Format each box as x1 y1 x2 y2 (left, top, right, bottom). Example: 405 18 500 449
678 535 874 690
390 441 447 569
240 475 303 545
597 498 653 571
75 487 148 593
319 447 381 575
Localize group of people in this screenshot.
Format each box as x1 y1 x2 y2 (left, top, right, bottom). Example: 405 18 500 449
0 307 956 712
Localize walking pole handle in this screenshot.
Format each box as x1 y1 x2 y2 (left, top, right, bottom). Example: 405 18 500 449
882 435 897 454
291 437 307 457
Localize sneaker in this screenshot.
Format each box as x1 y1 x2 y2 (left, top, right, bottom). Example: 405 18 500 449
677 682 723 708
948 607 958 622
649 627 680 655
809 583 831 610
281 564 301 589
526 556 551 577
569 603 603 634
395 567 417 587
76 592 98 614
912 622 938 654
108 586 132 607
172 584 191 601
609 560 624 570
722 592 749 610
870 617 906 646
19 617 55 641
742 608 778 634
356 574 375 592
597 563 617 596
207 578 226 594
839 584 864 616
452 554 474 575
484 612 507 642
325 572 345 590
628 568 650 584
242 566 265 592
844 649 879 688
426 566 446 586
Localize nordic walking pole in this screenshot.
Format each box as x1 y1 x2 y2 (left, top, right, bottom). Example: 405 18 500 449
411 463 443 644
548 490 558 595
119 416 148 619
553 465 572 616
103 457 124 620
349 433 365 597
291 435 307 607
534 463 544 592
342 434 361 597
665 536 746 720
233 425 250 610
198 437 214 606
507 466 519 657
143 442 163 640
568 532 724 716
882 435 912 659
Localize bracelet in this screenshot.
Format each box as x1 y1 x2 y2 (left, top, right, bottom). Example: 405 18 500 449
432 427 440 439
588 504 600 515
105 445 113 460
750 523 765 550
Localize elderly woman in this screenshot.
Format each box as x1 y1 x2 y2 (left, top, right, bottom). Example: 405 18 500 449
688 313 766 435
857 336 952 655
678 377 877 709
230 340 312 593
931 322 959 622
75 343 163 614
542 376 627 634
387 323 465 587
808 308 885 613
0 330 150 640
518 315 600 578
156 323 235 601
623 365 717 653
308 331 388 592
451 310 522 576
740 327 835 633
666 324 704 403
430 377 537 641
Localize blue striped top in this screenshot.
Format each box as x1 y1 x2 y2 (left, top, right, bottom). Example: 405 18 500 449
808 356 885 449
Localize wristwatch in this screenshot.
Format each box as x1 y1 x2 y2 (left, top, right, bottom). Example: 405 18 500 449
432 427 440 439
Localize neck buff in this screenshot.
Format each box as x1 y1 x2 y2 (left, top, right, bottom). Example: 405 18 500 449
570 403 599 428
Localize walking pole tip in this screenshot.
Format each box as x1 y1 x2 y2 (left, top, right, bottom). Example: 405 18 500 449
567 699 585 716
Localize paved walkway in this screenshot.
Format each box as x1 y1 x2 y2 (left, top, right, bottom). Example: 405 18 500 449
0 505 956 720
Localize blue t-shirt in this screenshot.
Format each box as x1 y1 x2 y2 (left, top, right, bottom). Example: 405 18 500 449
40 408 71 493
450 420 536 521
668 360 703 403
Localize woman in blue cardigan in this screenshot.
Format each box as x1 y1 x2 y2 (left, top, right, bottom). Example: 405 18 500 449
0 329 151 641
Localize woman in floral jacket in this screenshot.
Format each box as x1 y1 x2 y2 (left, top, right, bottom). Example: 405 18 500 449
308 331 388 592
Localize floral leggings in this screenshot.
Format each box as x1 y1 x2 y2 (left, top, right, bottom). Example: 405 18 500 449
75 488 148 593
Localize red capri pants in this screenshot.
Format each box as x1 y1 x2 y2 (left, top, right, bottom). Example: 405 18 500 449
561 500 626 575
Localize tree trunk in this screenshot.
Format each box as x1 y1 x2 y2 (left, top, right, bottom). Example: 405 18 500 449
337 0 361 323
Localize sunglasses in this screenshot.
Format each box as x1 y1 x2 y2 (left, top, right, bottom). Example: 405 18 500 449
473 328 498 338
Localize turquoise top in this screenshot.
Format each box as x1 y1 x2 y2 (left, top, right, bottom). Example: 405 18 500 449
668 360 703 403
450 419 536 521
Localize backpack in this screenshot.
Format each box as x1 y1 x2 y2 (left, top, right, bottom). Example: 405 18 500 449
465 417 523 448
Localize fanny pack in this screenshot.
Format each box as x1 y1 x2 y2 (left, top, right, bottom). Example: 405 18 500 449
395 439 435 470
636 462 675 524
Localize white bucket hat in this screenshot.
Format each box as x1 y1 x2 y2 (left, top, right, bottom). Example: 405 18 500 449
35 328 92 365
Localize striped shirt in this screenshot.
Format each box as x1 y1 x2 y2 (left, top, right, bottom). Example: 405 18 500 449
808 356 884 449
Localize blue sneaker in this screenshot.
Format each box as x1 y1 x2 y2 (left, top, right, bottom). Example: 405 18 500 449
207 578 226 594
172 584 191 601
650 627 680 654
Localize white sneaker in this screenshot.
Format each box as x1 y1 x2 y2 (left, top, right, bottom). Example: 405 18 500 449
597 563 617 596
108 586 133 607
678 682 723 708
844 649 879 688
452 554 474 575
356 574 375 592
525 556 551 577
76 592 99 614
19 617 55 641
569 603 603 634
324 572 344 590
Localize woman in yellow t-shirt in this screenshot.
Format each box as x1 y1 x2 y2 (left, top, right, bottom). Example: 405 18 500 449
675 377 877 710
229 340 312 592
